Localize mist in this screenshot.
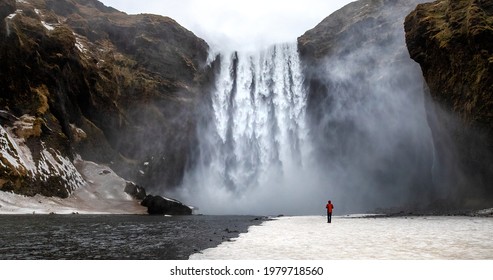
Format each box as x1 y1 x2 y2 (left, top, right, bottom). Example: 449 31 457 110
173 44 323 215
304 42 435 214
97 0 471 215
175 40 436 215
171 0 441 215
99 0 355 52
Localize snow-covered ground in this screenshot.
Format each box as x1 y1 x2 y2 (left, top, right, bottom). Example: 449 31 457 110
0 160 146 215
190 215 493 259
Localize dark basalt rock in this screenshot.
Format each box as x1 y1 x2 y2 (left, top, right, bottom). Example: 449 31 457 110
141 195 192 215
124 182 147 200
0 0 15 21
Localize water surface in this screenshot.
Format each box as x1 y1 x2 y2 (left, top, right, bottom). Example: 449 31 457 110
0 214 261 260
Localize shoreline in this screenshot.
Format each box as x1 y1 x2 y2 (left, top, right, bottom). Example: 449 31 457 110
2 188 492 217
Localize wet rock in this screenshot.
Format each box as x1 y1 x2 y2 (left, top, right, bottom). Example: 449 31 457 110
99 170 111 175
141 195 192 215
0 110 18 123
69 124 87 144
124 181 147 200
224 228 239 234
0 0 16 22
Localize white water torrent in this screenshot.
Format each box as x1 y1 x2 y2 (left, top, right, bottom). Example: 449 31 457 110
178 43 322 215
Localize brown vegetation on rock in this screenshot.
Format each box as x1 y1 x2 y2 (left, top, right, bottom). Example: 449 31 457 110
405 0 493 204
0 0 210 198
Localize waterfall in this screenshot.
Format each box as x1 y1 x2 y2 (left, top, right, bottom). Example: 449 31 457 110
178 39 434 215
212 43 308 190
178 43 319 215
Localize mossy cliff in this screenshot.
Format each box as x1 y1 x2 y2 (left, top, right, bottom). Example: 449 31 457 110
405 0 493 204
0 0 210 197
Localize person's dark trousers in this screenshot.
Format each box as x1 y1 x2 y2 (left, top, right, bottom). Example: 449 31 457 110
327 212 332 223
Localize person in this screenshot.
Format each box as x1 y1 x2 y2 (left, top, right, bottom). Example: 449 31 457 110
325 200 334 223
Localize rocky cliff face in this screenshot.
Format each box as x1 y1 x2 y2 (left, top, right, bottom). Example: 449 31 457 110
405 0 493 203
296 0 463 212
1 0 209 199
296 0 492 211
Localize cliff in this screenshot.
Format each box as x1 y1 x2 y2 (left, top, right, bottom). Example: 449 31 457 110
296 0 464 212
296 0 492 211
405 0 493 204
1 0 209 202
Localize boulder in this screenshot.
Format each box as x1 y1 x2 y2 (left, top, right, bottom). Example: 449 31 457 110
141 195 192 215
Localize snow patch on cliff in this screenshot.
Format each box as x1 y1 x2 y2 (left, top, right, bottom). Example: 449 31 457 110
1 124 85 193
0 159 146 215
0 125 26 171
41 21 54 30
6 9 22 20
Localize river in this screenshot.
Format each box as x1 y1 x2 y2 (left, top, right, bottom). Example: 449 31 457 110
0 214 261 260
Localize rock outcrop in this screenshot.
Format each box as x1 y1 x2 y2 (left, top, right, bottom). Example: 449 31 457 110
124 181 146 200
141 195 192 215
405 0 493 205
0 0 209 201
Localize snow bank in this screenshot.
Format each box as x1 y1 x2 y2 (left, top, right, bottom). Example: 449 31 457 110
0 191 78 214
0 159 146 215
190 215 493 259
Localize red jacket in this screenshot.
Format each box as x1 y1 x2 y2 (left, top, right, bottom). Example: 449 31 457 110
326 203 334 213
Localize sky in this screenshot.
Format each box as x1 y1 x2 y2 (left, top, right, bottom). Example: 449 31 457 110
99 0 355 52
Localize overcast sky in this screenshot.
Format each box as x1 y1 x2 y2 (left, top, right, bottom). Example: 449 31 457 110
99 0 355 52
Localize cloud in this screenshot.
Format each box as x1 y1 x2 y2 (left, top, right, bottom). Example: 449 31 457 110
99 0 355 51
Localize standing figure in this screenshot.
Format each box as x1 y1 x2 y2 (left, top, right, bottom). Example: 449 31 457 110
326 200 334 223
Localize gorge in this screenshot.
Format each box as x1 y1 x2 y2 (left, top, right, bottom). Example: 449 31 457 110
1 0 492 215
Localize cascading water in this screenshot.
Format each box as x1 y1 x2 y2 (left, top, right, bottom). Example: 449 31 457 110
211 43 308 191
177 43 324 215
177 36 435 215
